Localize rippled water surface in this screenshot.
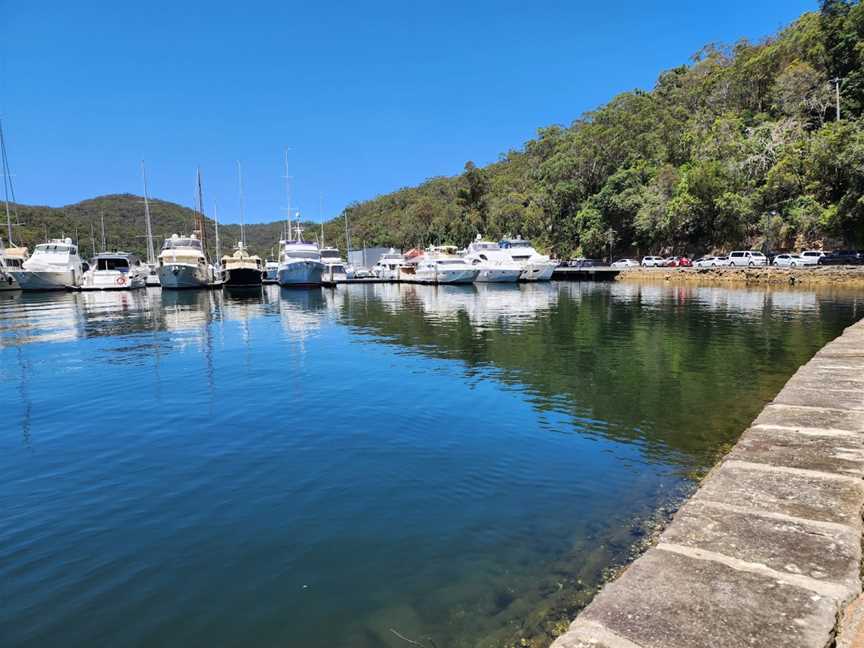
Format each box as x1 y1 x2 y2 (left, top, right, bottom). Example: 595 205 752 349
1 282 861 647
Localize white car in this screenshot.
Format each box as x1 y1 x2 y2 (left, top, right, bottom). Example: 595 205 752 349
728 251 768 267
772 253 803 267
641 256 665 267
694 256 729 268
799 250 825 266
611 258 639 268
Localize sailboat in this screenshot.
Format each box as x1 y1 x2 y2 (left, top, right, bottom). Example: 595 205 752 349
222 161 264 287
276 151 324 287
0 118 28 291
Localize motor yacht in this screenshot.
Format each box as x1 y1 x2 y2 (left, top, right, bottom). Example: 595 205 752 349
371 249 405 280
499 238 556 281
320 246 352 282
81 252 147 290
11 238 84 291
222 241 264 287
277 234 325 287
401 246 479 284
157 233 216 289
464 237 522 282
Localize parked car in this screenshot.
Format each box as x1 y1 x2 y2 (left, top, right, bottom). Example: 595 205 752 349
611 258 639 268
728 251 768 267
799 250 825 266
772 253 803 267
641 256 665 267
663 257 680 267
678 256 692 267
694 256 727 268
818 250 864 265
570 258 604 268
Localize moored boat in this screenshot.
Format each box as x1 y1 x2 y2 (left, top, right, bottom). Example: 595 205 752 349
464 237 522 283
499 238 556 281
0 239 28 291
401 245 479 284
320 246 352 282
371 249 405 280
222 242 264 287
11 238 84 291
157 234 216 289
81 252 147 291
277 236 325 287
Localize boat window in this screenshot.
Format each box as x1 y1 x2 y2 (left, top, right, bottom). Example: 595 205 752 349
436 260 465 266
512 255 530 261
97 257 130 271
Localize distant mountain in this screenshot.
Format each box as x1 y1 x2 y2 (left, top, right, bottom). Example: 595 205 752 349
1 194 348 260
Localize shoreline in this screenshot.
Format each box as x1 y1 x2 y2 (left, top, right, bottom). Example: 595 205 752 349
616 266 864 289
550 317 864 648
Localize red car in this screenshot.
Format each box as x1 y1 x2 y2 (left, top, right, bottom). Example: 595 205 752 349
663 256 692 268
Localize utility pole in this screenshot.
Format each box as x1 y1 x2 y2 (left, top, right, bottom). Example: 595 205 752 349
833 77 844 122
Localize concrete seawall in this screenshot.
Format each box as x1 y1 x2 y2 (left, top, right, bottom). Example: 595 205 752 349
552 317 864 648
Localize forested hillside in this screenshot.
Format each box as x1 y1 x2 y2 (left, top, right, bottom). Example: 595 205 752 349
5 2 863 261
335 0 864 258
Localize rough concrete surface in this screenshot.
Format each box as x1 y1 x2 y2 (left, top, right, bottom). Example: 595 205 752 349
551 318 864 648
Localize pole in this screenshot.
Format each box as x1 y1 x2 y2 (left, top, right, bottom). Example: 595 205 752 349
344 210 351 264
283 149 292 241
141 161 156 265
214 202 221 263
834 77 842 122
90 223 96 258
0 118 12 245
237 160 245 246
100 210 106 251
196 167 207 261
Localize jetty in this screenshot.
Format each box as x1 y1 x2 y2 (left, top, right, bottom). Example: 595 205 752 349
552 317 864 648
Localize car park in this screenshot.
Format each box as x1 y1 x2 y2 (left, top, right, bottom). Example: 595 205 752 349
611 258 639 268
728 251 768 267
641 256 665 267
818 250 864 265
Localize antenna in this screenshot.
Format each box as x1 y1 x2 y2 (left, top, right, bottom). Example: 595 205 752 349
141 161 156 265
237 160 246 246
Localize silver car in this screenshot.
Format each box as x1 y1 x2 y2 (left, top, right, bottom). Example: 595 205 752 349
641 256 665 267
772 253 803 267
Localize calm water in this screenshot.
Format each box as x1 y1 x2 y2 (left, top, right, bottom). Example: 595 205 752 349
1 282 861 647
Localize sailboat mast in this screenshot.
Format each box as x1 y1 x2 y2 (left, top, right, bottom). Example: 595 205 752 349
196 167 208 261
100 210 106 251
344 209 351 262
283 149 292 240
1 118 15 246
319 193 324 247
237 160 246 246
141 161 156 265
214 203 221 261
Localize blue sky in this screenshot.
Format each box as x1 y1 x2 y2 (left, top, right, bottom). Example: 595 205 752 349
1 1 816 224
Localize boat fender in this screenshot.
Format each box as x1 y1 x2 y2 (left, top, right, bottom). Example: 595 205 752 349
116 276 126 286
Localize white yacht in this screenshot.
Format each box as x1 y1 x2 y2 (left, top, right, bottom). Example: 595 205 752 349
371 249 405 280
499 238 556 281
402 246 479 284
277 234 325 287
0 238 28 291
222 241 264 287
464 237 522 282
81 252 147 291
157 233 216 289
11 238 84 291
320 246 352 282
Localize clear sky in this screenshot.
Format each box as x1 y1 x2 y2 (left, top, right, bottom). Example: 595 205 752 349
1 1 816 224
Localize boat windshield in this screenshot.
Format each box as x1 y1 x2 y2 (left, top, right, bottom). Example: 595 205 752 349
35 244 75 255
163 238 203 251
284 250 321 260
96 257 130 271
320 249 340 259
435 259 466 266
473 242 499 250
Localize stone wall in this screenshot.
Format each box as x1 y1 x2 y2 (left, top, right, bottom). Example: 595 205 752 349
551 318 864 648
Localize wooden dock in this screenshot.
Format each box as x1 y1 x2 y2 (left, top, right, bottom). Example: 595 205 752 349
551 266 620 280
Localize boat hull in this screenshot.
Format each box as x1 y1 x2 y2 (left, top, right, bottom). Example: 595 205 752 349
225 267 263 287
81 271 146 291
414 269 479 284
519 263 556 282
158 264 212 290
11 270 77 291
475 267 521 283
278 261 324 287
